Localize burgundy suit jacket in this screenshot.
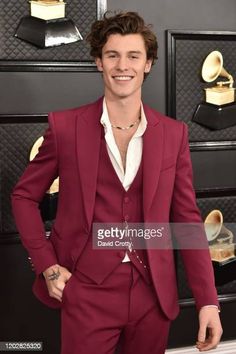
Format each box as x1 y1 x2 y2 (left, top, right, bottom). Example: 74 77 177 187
11 97 218 320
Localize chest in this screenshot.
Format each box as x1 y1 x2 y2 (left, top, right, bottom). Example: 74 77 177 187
112 129 137 169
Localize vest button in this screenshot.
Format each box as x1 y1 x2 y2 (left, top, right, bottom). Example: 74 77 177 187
124 197 130 203
124 215 130 221
118 251 126 258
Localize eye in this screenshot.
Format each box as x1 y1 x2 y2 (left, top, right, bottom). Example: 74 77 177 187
106 53 117 59
129 55 139 59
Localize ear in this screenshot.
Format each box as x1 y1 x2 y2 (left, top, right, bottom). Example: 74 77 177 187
144 59 152 73
95 57 103 72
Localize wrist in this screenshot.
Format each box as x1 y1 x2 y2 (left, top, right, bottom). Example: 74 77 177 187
200 305 220 313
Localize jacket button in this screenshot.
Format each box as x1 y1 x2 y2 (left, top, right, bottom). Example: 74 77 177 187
124 197 130 203
124 215 130 221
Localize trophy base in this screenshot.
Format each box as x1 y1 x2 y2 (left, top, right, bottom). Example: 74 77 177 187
192 101 236 130
40 192 58 221
205 87 235 106
15 16 83 48
209 243 235 262
30 1 66 21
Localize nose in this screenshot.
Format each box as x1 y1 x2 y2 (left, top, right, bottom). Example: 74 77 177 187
116 56 129 71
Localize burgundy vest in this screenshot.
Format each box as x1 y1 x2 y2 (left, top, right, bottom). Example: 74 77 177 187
76 136 151 284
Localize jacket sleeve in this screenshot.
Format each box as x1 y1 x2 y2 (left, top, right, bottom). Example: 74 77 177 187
170 122 219 310
11 112 59 275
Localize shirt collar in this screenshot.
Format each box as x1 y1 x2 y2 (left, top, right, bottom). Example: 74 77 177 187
100 98 147 137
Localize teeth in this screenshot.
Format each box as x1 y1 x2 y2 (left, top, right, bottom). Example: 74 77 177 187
114 76 132 81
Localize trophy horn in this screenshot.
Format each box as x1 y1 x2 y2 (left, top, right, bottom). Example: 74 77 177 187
204 209 233 243
201 50 233 87
29 136 59 194
204 209 223 242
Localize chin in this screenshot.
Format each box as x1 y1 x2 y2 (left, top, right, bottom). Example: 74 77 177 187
114 90 134 99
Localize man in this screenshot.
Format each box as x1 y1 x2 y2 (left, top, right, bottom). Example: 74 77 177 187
11 11 222 354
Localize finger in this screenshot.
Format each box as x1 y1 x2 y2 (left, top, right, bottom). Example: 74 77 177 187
197 342 217 352
60 272 72 289
50 294 62 302
48 284 63 301
196 341 208 351
200 337 220 351
197 323 207 343
66 272 72 281
196 330 221 351
54 277 71 297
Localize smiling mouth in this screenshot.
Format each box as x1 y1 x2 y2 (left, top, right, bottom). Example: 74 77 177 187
112 76 134 81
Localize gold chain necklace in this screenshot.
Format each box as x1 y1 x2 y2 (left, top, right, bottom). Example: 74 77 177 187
111 117 141 130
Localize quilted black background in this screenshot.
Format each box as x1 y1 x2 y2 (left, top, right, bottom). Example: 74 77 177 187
0 0 104 62
170 35 236 142
0 120 48 234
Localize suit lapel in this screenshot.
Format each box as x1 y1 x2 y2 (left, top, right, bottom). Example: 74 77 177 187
142 105 164 219
76 98 103 231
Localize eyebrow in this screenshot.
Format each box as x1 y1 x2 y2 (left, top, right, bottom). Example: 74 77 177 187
103 50 143 55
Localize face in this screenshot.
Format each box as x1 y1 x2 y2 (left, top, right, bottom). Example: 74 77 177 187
95 33 152 101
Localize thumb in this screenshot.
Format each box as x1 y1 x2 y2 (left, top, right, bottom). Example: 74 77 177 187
65 272 72 281
61 268 72 282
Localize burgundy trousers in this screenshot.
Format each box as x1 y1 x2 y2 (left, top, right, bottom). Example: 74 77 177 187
61 262 171 354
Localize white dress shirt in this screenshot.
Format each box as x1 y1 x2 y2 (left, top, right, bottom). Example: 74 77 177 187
100 99 147 191
100 98 147 261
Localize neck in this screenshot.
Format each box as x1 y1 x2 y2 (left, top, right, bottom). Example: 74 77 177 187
105 96 142 126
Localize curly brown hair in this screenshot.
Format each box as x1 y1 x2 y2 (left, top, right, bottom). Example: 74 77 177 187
86 11 158 65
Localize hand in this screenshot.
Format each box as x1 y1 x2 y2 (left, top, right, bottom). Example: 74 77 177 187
43 264 72 302
196 306 223 351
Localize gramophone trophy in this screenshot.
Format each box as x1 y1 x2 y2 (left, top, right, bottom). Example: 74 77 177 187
30 136 59 220
15 0 83 48
204 210 235 263
192 50 236 130
202 51 235 105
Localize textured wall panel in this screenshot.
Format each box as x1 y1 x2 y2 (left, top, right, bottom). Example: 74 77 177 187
0 0 104 62
191 149 236 191
0 120 48 234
